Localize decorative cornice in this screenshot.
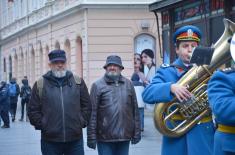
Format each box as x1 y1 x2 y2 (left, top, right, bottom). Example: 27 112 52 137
0 3 150 45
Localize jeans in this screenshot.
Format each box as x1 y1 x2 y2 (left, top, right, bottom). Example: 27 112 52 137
97 141 130 155
0 104 10 126
41 138 84 155
139 107 144 131
20 98 28 119
10 101 17 120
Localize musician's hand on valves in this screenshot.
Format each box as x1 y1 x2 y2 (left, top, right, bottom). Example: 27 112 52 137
170 83 192 102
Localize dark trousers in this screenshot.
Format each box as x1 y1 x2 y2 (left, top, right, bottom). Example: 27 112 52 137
139 107 144 131
20 98 28 119
10 101 17 119
41 138 84 155
97 141 130 155
0 104 10 126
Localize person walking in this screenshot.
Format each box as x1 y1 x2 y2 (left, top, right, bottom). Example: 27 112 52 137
8 77 20 122
19 77 31 121
28 49 91 155
131 53 147 132
142 25 214 155
0 81 10 128
87 55 141 155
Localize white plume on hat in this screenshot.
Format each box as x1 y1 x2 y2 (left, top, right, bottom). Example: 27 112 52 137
230 33 235 61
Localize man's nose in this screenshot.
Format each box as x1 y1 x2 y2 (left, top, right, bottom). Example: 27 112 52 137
188 46 193 52
58 63 62 66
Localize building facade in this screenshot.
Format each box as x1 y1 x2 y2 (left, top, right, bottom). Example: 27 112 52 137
0 0 159 87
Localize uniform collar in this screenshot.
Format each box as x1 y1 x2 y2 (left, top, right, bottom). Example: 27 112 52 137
173 58 192 71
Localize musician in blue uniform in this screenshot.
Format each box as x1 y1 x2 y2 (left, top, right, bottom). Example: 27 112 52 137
142 25 214 155
207 34 235 155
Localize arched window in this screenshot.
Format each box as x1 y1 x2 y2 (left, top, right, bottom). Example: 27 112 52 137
64 39 71 70
9 56 12 80
45 45 50 72
134 34 156 54
39 42 43 75
25 50 29 77
55 41 60 50
19 47 24 80
134 33 156 77
14 53 18 79
3 58 6 72
75 36 83 77
30 46 35 84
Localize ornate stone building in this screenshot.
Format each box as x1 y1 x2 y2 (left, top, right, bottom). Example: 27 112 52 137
0 0 160 87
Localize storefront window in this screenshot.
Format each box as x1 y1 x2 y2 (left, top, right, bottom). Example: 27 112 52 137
162 11 169 26
211 0 224 11
174 0 210 23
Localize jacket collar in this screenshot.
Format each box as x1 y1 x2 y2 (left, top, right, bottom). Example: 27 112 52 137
43 70 73 86
104 74 125 84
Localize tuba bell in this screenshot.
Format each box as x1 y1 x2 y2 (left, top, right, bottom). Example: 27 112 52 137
154 19 235 138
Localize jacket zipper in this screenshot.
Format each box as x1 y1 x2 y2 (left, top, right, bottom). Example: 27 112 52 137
60 86 66 142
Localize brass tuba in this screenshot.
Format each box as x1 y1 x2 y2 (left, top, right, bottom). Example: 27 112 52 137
154 19 235 137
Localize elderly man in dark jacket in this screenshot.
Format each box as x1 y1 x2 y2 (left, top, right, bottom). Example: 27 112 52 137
0 81 10 128
87 55 141 155
28 49 91 155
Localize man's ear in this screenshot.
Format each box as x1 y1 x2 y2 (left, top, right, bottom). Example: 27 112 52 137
175 47 179 55
48 62 52 68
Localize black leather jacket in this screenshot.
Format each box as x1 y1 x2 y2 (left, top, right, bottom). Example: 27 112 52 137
87 75 141 142
28 71 91 142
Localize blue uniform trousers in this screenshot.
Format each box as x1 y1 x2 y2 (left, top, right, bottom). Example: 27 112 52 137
162 121 214 155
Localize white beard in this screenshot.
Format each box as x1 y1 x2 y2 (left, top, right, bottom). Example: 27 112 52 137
52 69 67 78
106 71 121 81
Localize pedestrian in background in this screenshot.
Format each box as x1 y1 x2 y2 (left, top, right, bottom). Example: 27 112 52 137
28 49 91 155
9 77 20 122
131 53 146 132
141 49 156 111
133 53 147 85
141 49 156 84
0 81 10 128
87 55 141 155
19 77 31 121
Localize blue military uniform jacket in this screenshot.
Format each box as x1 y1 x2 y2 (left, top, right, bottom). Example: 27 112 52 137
208 68 235 155
142 58 214 155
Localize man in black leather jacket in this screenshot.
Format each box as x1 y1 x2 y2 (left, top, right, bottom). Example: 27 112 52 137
28 50 91 155
87 55 141 155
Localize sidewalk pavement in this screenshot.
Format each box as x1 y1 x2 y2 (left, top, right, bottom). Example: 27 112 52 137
0 110 162 155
